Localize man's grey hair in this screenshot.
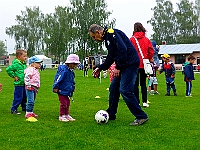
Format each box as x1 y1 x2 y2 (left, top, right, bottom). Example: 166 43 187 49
89 24 103 33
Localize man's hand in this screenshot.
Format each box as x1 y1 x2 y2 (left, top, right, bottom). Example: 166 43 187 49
113 69 120 77
92 68 100 78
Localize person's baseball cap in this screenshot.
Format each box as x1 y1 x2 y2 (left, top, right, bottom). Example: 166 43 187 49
161 53 170 59
28 56 43 65
65 54 80 64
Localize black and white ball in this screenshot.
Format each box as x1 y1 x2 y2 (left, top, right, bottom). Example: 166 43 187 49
95 110 109 124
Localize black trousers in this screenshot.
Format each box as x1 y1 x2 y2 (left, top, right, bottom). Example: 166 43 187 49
134 68 147 103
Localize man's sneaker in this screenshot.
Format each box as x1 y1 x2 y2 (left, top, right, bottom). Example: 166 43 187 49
165 93 170 96
59 116 69 122
186 95 192 97
66 115 76 121
11 110 21 115
130 118 149 126
143 102 149 108
154 91 160 95
174 92 177 96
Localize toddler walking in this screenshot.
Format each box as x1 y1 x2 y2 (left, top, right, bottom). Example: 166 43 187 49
53 54 80 122
24 56 42 118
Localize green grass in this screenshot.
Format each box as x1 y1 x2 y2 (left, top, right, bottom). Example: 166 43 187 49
0 67 200 150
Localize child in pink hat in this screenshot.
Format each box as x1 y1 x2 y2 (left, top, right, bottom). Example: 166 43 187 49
53 54 80 122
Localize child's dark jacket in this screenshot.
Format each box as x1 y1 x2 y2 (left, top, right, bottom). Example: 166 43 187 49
184 63 195 81
159 62 175 78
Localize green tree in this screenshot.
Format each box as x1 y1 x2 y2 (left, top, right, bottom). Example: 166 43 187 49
5 0 115 60
69 0 115 59
148 0 176 44
175 0 199 43
44 6 69 62
194 0 200 37
0 41 7 57
6 6 44 56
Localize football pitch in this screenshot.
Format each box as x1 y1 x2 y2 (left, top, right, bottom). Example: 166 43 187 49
0 67 200 150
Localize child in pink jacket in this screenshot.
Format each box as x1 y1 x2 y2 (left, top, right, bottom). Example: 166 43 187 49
24 56 42 119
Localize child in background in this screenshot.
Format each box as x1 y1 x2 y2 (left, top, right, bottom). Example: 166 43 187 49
83 55 89 77
184 55 196 97
147 58 159 95
107 62 116 99
24 56 42 118
0 83 2 91
6 49 27 114
158 53 177 96
108 62 116 83
197 64 200 72
53 54 80 122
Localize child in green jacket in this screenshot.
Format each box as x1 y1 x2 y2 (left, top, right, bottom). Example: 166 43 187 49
6 49 27 114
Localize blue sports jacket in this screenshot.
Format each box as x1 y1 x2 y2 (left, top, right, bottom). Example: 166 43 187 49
53 65 75 97
184 63 195 81
98 27 140 71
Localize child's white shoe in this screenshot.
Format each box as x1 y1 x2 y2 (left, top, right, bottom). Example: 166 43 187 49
66 115 76 121
59 115 69 122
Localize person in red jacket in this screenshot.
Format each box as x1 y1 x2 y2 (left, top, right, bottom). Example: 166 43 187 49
130 22 154 108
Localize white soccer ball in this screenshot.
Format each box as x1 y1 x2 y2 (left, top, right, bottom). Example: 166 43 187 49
95 110 109 124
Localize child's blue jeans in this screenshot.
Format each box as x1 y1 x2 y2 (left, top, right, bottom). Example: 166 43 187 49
166 77 176 93
26 90 36 112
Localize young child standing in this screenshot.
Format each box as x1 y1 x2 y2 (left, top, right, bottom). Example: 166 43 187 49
83 55 89 77
184 55 196 97
53 54 80 122
6 49 27 114
24 56 42 118
158 53 177 96
147 58 159 95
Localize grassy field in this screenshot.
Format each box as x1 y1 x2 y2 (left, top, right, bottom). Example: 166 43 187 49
0 66 200 150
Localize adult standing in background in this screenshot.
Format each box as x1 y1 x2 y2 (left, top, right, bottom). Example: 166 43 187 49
93 51 104 78
151 40 160 67
130 22 154 108
89 24 148 126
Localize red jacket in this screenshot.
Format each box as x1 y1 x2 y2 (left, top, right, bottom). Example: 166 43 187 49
130 32 154 68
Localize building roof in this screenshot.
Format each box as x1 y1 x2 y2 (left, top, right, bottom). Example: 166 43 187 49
159 43 200 54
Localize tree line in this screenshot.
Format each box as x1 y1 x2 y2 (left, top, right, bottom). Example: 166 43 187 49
4 0 115 61
1 0 200 61
148 0 200 45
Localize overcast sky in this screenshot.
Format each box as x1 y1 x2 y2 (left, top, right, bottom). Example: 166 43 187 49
0 0 181 54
